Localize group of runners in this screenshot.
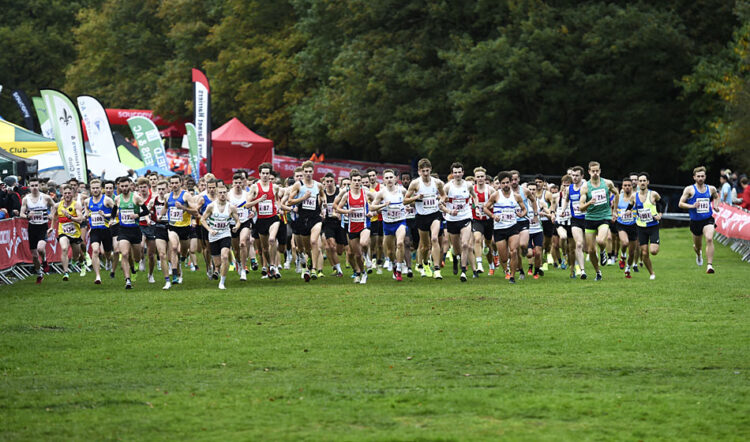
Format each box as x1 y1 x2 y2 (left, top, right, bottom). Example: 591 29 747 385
18 159 722 289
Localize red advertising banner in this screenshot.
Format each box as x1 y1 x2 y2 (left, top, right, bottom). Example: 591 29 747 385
714 203 750 241
273 155 353 181
0 218 64 270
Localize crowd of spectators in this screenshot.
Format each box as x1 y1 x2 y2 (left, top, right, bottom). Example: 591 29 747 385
719 168 750 211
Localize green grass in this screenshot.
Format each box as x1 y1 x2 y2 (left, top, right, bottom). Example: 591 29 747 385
1 228 748 440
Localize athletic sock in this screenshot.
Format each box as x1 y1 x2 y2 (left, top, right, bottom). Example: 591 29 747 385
220 276 226 284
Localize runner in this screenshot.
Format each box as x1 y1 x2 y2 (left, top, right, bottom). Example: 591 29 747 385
246 162 285 280
103 180 120 279
471 167 494 275
322 172 347 277
510 170 538 279
366 168 386 273
50 185 85 281
114 177 147 289
679 166 721 274
147 179 173 289
614 177 638 278
82 179 115 284
370 169 408 281
201 183 241 289
634 172 663 279
534 174 556 267
404 158 446 280
334 170 373 284
19 177 55 283
164 175 199 285
561 166 588 278
227 173 252 281
441 162 478 282
578 161 619 281
551 176 574 274
400 171 417 278
526 181 553 279
286 161 326 281
483 171 526 283
136 177 156 283
197 176 218 279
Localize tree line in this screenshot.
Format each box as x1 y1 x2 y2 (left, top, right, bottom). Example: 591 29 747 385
1 0 748 183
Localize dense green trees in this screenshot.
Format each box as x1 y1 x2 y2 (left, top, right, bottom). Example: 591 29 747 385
1 0 745 182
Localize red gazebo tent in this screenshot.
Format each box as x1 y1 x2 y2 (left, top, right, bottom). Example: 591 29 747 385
211 118 273 182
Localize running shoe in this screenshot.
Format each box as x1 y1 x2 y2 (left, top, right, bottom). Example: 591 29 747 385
424 266 433 278
317 271 325 278
706 264 715 274
619 258 626 269
376 266 383 275
488 268 495 276
79 265 87 277
633 264 639 273
406 268 413 278
476 262 484 274
310 271 318 280
649 274 656 280
353 273 360 283
509 276 516 284
433 269 442 280
600 250 608 266
251 259 259 271
261 267 267 277
148 274 155 284
218 282 226 290
213 272 219 280
527 266 533 276
94 277 102 285
696 252 704 266
177 275 183 284
162 280 171 290
580 272 588 280
625 270 631 279
460 271 467 282
359 272 368 284
63 273 69 281
595 272 602 281
395 271 403 282
240 270 247 281
36 274 43 284
125 279 132 290
304 270 311 282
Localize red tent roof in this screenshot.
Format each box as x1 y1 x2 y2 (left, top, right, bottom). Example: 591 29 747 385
212 117 272 147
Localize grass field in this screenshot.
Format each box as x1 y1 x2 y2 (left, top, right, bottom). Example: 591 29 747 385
1 227 748 440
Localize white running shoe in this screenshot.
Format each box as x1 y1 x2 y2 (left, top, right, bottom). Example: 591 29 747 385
476 262 484 274
359 272 368 284
418 265 426 277
162 280 171 290
353 274 360 283
218 282 226 289
696 252 704 266
177 275 183 284
148 274 155 284
376 266 383 275
433 269 442 280
649 274 656 280
240 269 247 281
139 260 146 272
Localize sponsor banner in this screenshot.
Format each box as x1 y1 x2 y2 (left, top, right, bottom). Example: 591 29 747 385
127 116 169 170
77 95 120 159
185 123 200 181
32 97 55 139
273 154 352 180
40 89 88 183
0 218 63 271
191 68 211 166
11 89 37 132
714 203 750 241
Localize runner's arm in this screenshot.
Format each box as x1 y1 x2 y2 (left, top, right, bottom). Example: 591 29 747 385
678 186 695 210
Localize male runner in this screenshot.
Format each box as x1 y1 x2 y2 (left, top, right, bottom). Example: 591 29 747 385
534 174 556 267
526 181 552 279
441 162 478 282
578 161 619 281
103 180 120 278
471 167 494 275
201 183 241 289
115 177 147 289
366 168 386 273
510 170 538 279
136 177 156 282
197 176 218 279
51 185 85 281
148 180 173 289
334 170 373 284
370 169 408 281
322 172 347 277
483 171 527 283
246 162 285 279
614 177 638 278
82 179 115 284
164 175 199 284
404 158 446 279
634 172 663 280
19 177 55 283
400 171 417 277
287 161 326 281
561 166 588 278
678 166 720 273
226 173 253 281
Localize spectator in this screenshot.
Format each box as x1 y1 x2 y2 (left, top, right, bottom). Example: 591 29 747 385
1 175 22 217
740 177 750 211
719 173 733 204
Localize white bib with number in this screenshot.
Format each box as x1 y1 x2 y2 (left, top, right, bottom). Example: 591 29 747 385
696 198 710 214
62 222 77 235
591 188 607 206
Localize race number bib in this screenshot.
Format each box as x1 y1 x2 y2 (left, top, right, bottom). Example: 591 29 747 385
325 203 334 217
120 209 137 224
620 210 633 223
572 201 582 217
302 196 317 211
30 211 46 224
61 222 77 235
385 204 404 221
237 206 249 222
169 207 183 221
452 198 466 212
475 205 485 218
258 201 273 216
591 188 607 206
696 198 710 214
90 213 106 227
350 208 365 223
501 208 516 223
422 195 438 211
155 205 168 222
213 220 228 230
405 205 415 218
638 208 653 223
